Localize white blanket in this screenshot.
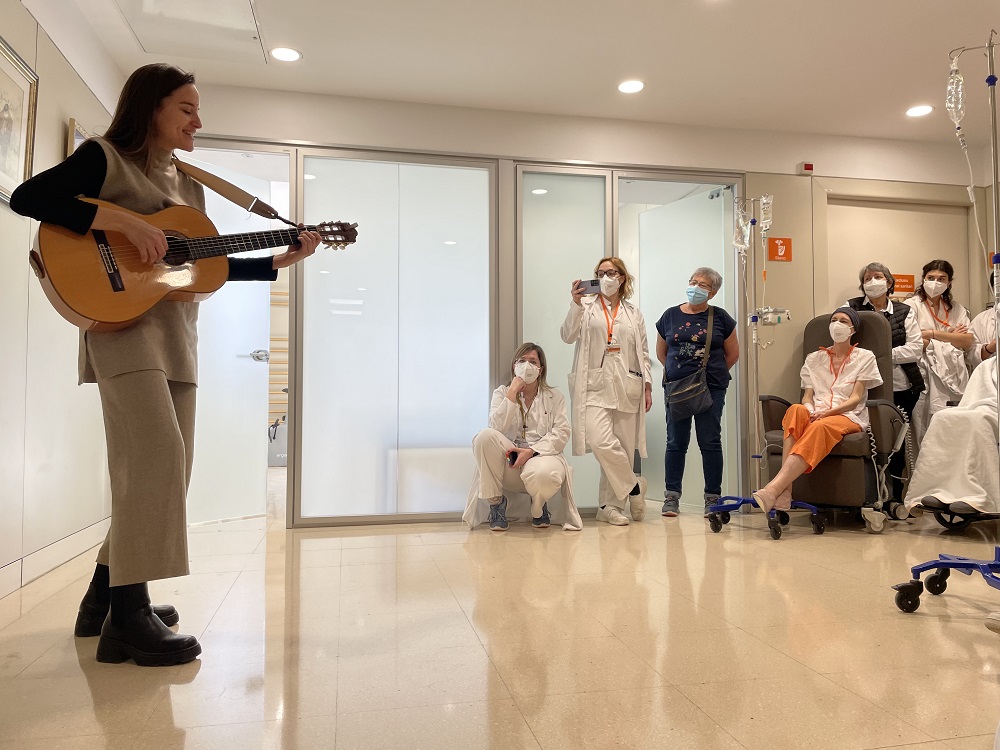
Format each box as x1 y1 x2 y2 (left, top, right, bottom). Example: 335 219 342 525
912 339 971 443
905 362 999 513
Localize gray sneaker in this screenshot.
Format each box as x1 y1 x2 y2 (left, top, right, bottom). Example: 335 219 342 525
704 494 721 517
661 495 680 517
531 503 551 529
489 497 509 531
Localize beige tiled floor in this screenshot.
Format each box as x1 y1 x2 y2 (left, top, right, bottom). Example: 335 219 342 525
1 471 999 749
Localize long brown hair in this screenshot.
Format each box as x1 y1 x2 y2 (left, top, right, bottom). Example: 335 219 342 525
914 259 956 311
593 257 634 300
103 64 195 171
509 343 549 390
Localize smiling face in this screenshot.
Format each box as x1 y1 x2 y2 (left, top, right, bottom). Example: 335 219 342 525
151 83 202 152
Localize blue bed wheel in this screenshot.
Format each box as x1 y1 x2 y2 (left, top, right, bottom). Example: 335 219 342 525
895 589 920 613
720 511 731 524
777 511 790 526
925 571 948 595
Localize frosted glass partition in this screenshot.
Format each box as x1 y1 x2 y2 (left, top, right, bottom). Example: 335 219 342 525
520 171 607 508
299 158 490 519
619 181 740 507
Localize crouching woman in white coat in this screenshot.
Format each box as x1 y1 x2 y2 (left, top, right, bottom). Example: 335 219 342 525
464 343 582 532
561 257 652 526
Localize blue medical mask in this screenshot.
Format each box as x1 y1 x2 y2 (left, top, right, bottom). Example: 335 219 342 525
687 285 710 305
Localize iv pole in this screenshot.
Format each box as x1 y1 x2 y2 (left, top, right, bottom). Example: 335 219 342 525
951 31 1000 452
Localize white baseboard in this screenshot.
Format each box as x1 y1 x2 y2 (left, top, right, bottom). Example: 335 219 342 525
0 560 21 600
20 518 111 585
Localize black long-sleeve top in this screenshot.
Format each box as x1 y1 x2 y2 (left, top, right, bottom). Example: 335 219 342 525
10 141 278 282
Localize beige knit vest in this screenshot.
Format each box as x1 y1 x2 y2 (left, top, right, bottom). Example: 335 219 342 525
79 138 208 385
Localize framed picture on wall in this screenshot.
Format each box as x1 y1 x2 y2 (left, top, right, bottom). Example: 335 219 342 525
66 117 91 157
0 34 38 204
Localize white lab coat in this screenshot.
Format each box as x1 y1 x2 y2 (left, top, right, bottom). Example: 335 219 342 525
560 296 652 457
463 384 582 531
904 360 999 513
904 298 972 441
969 306 998 369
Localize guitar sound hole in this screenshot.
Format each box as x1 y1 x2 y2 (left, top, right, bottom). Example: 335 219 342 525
163 239 191 267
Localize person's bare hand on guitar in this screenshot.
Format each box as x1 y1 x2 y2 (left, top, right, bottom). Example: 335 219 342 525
93 206 168 265
272 226 322 270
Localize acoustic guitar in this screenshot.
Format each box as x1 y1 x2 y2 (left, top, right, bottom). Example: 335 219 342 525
28 198 357 331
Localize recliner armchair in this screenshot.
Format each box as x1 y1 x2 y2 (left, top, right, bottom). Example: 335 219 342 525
758 311 911 532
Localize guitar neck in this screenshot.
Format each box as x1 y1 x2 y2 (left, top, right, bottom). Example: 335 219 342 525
171 227 313 259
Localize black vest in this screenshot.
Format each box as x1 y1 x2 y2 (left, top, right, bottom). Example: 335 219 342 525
848 296 925 393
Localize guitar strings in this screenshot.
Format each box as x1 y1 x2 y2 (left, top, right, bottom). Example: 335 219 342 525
99 228 351 261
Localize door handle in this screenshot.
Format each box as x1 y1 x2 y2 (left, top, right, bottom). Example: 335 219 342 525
249 349 270 363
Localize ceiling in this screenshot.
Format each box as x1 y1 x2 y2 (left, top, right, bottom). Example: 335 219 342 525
70 0 1000 147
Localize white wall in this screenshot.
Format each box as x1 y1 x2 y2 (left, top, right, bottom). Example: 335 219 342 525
197 83 986 188
0 0 114 598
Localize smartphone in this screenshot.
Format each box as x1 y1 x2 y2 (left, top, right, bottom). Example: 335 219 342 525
577 279 601 295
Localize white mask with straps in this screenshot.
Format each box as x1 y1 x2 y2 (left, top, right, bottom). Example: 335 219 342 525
863 279 888 298
829 321 853 343
514 361 540 384
600 275 621 297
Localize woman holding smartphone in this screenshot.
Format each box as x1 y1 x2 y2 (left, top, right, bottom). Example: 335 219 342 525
561 257 652 525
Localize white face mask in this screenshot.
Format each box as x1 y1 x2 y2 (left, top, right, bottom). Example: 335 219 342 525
863 279 888 298
829 321 853 343
513 361 540 384
600 275 621 297
923 279 948 298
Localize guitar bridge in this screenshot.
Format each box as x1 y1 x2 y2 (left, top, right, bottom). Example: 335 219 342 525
93 230 125 292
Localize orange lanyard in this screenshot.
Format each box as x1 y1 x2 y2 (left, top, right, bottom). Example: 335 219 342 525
923 299 950 328
601 298 620 344
820 345 857 408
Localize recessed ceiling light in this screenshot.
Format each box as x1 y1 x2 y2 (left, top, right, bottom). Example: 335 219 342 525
357 288 367 291
270 47 302 62
444 241 457 245
531 189 548 195
618 80 644 94
906 105 933 117
319 270 331 274
304 174 316 180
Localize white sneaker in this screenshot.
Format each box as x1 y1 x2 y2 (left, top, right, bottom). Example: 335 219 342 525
986 613 1000 635
597 505 630 526
630 477 648 521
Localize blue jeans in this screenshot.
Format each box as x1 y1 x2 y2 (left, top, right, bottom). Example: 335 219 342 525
664 388 727 497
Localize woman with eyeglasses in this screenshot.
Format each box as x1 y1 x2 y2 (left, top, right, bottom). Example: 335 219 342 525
655 267 739 517
561 257 652 526
904 259 975 441
464 343 581 531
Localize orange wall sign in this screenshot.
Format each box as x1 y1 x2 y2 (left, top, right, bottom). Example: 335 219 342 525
768 237 792 262
894 274 915 294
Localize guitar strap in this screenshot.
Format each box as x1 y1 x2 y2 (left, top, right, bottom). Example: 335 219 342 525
173 157 298 227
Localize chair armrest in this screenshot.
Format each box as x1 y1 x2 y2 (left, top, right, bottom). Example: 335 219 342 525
759 395 792 433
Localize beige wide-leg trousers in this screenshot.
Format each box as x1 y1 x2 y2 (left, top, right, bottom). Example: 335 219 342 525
472 428 564 516
586 406 639 510
94 369 195 587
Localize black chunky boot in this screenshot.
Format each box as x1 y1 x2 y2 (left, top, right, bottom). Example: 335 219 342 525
95 583 201 666
75 564 179 637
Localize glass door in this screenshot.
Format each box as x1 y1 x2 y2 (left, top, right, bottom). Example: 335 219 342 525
616 175 742 509
292 153 494 524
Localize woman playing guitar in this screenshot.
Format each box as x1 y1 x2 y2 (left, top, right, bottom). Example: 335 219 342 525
10 64 321 667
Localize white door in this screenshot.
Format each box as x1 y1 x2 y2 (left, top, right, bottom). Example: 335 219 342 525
185 148 287 523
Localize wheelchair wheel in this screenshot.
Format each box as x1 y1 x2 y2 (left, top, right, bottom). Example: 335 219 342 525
810 516 826 535
777 511 790 526
720 511 731 524
932 510 973 531
768 517 782 540
709 514 723 533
